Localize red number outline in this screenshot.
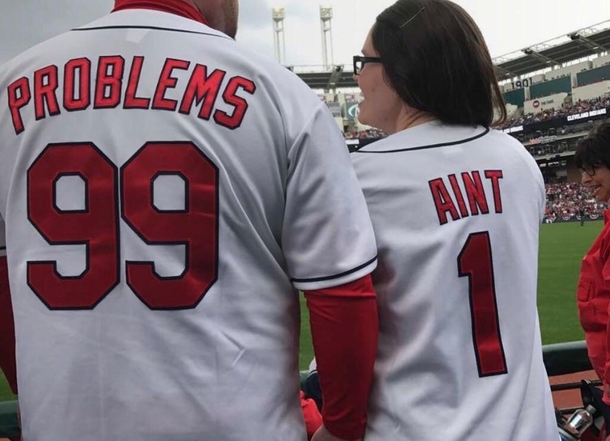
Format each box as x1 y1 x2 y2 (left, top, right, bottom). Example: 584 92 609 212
457 231 508 377
27 142 120 310
26 141 218 310
121 142 218 310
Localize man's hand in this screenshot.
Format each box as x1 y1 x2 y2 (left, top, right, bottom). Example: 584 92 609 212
311 425 362 441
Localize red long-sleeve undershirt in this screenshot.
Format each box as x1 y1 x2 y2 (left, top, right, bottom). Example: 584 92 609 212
304 274 378 440
0 256 17 394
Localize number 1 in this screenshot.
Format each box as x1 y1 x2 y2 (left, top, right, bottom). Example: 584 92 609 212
457 232 507 377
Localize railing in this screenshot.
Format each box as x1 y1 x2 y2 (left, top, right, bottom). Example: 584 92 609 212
0 340 598 438
0 400 18 438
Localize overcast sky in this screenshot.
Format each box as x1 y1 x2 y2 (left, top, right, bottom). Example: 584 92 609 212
1 0 609 69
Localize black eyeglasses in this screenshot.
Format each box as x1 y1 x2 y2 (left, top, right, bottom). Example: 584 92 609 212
353 55 382 75
580 164 597 177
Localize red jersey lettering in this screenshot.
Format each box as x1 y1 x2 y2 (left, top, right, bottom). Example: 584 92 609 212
34 65 61 120
462 171 489 215
152 58 190 111
485 170 504 213
214 76 256 129
94 56 125 108
64 58 92 112
7 77 31 135
124 56 151 109
179 64 226 120
429 178 460 226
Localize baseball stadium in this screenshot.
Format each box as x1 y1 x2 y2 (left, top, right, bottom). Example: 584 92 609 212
2 8 610 440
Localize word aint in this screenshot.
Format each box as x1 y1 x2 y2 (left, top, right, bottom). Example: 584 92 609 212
429 170 503 225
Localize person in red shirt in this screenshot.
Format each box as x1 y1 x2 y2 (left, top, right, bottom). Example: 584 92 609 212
576 121 610 441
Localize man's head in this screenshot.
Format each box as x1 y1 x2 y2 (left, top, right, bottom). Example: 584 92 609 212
189 0 239 38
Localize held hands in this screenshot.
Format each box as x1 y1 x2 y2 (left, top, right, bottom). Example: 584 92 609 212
311 426 362 441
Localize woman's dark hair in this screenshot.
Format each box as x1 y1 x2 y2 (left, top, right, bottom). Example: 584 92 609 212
575 122 610 170
372 0 506 127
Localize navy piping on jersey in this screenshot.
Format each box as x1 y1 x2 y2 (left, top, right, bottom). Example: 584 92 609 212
291 255 378 283
72 25 231 40
355 127 490 154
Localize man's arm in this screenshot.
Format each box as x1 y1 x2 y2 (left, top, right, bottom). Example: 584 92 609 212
0 255 17 394
305 274 378 441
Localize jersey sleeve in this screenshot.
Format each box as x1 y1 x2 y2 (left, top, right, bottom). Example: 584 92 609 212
0 218 18 394
282 103 377 291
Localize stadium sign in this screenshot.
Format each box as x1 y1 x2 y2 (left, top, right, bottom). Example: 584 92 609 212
567 108 607 122
502 125 523 134
345 101 360 121
326 101 341 118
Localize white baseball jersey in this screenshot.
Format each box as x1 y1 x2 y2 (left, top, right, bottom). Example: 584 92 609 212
351 121 558 441
0 9 377 441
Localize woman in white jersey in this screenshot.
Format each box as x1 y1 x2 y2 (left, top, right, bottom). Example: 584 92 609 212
350 0 559 440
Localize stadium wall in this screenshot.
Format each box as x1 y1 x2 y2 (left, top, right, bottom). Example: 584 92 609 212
524 93 568 114
546 61 592 82
578 64 610 87
573 81 610 102
530 77 572 100
593 54 610 69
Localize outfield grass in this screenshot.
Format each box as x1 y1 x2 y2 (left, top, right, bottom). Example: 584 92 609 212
537 220 603 344
0 220 603 401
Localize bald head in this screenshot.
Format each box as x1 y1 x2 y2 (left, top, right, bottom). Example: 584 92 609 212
187 0 239 38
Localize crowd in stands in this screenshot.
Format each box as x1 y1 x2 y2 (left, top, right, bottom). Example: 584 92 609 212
500 96 610 130
341 131 606 222
345 128 387 139
544 182 607 222
343 96 609 140
529 139 577 157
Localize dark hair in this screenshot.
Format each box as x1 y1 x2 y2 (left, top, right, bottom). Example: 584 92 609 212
575 122 610 170
372 0 506 127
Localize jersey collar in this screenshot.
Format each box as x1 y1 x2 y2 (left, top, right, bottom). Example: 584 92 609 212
112 0 209 25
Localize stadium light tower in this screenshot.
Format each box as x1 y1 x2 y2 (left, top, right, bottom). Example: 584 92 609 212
320 5 334 70
272 7 287 65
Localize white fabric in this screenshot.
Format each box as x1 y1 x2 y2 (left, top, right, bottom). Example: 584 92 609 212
352 121 558 441
0 9 376 441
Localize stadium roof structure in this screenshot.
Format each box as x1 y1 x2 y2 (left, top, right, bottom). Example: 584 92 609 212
291 64 358 90
293 20 610 90
493 20 610 80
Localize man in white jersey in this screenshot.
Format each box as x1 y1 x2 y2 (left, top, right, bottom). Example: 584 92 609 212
350 1 558 440
0 1 380 440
